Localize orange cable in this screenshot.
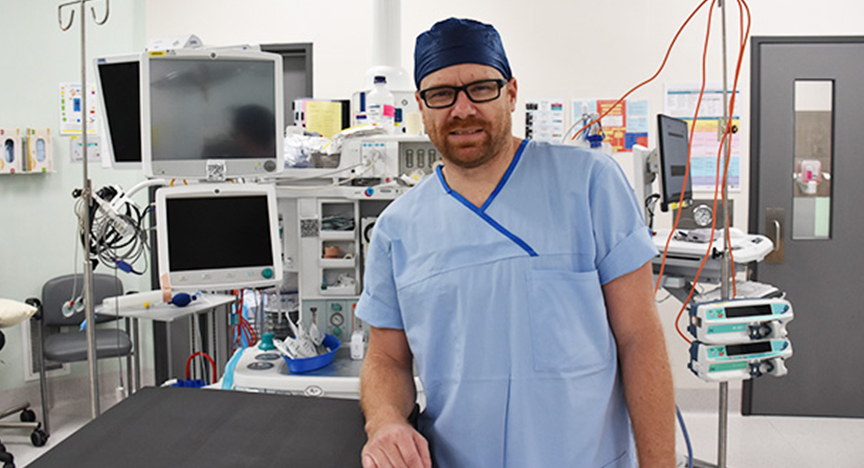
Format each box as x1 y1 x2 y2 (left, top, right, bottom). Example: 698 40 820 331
655 0 717 303
668 0 718 344
672 0 751 341
570 0 713 141
713 0 751 300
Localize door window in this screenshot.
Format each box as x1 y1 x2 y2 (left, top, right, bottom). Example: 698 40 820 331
792 80 833 240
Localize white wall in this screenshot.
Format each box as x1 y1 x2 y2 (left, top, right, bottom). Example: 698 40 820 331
2 0 860 398
0 0 150 393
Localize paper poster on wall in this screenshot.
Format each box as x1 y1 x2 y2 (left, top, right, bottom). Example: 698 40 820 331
665 84 740 192
570 99 649 152
69 135 102 163
525 99 565 142
59 83 99 135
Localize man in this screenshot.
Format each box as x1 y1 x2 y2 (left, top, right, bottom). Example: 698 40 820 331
357 17 675 468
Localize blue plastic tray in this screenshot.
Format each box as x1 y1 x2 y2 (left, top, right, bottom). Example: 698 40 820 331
281 334 341 373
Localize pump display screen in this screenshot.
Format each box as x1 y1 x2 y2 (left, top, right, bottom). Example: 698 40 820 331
726 304 773 318
726 342 772 357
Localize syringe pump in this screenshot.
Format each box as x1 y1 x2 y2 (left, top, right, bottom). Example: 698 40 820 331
688 298 793 344
689 339 792 382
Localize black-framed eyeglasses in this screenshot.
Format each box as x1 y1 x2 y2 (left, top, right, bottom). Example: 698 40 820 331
419 79 507 109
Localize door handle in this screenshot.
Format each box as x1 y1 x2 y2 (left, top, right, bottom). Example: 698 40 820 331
772 220 781 252
766 208 784 264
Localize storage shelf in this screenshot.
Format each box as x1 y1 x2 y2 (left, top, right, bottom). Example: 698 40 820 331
319 258 356 269
320 230 356 241
319 285 357 296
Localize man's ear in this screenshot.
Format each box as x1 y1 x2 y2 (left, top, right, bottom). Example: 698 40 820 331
507 77 518 112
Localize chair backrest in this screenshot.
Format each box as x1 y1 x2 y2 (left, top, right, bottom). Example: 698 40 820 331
41 274 123 327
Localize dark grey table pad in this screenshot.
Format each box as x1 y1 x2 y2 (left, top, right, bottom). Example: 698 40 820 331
28 386 366 467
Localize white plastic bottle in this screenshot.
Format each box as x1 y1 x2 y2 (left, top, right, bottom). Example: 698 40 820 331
366 75 395 134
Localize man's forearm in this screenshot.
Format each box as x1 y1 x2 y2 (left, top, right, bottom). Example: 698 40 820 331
360 347 417 433
359 328 431 468
619 330 676 467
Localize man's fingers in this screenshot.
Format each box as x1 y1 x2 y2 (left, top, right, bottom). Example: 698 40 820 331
362 452 380 468
394 432 430 468
412 430 432 468
362 423 430 468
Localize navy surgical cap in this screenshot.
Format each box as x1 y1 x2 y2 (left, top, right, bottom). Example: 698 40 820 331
414 18 512 88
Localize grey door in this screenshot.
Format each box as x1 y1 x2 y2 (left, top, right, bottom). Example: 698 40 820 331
745 37 864 417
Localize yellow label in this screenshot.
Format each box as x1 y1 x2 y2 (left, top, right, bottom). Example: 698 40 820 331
149 51 167 56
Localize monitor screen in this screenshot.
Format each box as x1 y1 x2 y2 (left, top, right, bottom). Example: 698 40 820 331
142 48 284 179
657 114 693 212
155 183 283 290
95 54 141 169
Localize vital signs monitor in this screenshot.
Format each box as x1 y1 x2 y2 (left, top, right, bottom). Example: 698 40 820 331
155 183 283 290
657 114 693 212
95 54 142 170
141 47 284 179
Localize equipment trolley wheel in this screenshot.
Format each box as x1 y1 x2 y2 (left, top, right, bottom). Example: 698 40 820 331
30 428 48 447
19 409 36 423
0 447 14 468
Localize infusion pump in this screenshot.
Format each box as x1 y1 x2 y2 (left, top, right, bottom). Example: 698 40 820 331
689 339 792 382
687 297 794 382
688 298 793 344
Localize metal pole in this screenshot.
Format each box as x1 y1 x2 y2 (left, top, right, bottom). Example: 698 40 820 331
718 0 732 467
79 0 101 419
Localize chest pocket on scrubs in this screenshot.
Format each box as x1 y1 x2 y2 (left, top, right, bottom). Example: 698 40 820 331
526 269 613 373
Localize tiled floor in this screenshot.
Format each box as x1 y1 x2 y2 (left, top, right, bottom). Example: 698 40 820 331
4 391 864 467
677 411 864 467
1 391 125 468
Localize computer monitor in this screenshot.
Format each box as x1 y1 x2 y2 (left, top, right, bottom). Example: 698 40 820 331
94 54 142 169
141 48 284 179
657 114 693 212
155 183 283 291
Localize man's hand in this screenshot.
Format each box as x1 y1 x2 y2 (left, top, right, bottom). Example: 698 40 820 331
360 326 430 467
362 421 431 468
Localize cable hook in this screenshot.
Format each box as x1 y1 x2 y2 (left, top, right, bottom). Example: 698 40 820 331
91 0 110 25
57 1 77 31
57 0 110 30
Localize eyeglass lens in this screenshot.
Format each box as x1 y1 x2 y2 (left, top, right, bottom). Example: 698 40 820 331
422 80 503 108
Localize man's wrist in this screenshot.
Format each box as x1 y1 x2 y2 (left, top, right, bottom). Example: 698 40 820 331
364 411 412 437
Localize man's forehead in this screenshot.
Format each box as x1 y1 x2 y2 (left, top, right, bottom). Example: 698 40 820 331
419 63 504 88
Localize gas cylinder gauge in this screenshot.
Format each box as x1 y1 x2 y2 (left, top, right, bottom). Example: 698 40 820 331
693 204 713 227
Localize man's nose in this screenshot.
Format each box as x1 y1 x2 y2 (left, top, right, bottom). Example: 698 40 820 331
450 89 477 119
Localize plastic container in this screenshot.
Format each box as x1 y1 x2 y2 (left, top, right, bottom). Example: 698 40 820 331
367 75 395 134
281 334 341 373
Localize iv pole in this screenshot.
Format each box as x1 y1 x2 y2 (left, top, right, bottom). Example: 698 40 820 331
58 0 110 420
717 0 732 467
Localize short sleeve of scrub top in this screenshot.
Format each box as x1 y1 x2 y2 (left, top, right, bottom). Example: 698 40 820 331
589 158 658 284
356 228 403 329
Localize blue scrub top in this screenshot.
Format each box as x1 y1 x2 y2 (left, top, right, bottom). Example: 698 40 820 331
357 140 658 467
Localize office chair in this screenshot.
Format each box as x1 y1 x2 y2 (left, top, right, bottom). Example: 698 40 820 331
28 273 133 437
0 299 47 468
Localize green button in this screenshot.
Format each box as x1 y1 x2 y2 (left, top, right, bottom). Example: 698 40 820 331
262 268 274 279
332 326 342 337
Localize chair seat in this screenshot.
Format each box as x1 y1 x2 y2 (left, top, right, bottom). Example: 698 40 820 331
43 328 132 362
